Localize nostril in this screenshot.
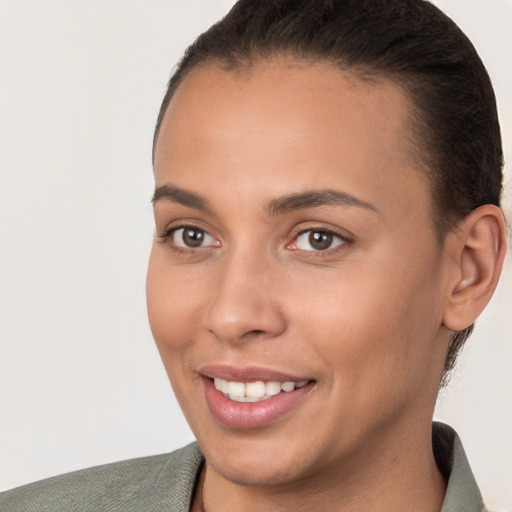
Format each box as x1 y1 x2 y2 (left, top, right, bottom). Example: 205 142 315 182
240 329 269 341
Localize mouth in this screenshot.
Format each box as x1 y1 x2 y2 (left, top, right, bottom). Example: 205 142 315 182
199 366 316 429
213 378 309 402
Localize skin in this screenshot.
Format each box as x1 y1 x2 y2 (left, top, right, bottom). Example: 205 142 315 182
147 59 505 512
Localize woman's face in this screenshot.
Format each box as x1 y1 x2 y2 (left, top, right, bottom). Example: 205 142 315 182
147 60 453 487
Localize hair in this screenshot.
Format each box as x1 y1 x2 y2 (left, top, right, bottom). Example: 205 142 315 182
153 0 503 385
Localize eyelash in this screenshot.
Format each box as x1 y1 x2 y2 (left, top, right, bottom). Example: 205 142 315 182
157 224 350 256
288 227 349 257
157 225 218 253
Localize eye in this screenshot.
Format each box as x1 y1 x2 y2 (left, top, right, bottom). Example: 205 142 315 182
293 230 345 251
170 227 219 249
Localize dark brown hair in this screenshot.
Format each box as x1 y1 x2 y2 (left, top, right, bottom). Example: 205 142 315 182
153 0 503 384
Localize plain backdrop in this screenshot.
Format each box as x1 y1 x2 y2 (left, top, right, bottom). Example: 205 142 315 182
0 1 511 510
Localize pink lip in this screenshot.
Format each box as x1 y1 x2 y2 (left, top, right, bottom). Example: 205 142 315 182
199 364 311 383
199 365 315 429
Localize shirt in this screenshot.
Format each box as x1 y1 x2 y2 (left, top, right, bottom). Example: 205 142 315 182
0 422 487 512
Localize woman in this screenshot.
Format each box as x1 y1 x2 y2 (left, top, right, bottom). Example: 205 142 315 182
1 0 508 510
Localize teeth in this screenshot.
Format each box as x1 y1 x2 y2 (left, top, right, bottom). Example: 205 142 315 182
229 396 261 403
227 381 245 397
265 381 281 396
213 378 309 401
245 381 266 398
281 381 295 392
214 378 229 394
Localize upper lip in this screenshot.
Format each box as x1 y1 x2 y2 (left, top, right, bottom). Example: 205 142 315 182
199 364 313 383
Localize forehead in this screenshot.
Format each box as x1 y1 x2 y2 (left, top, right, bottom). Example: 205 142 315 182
157 59 415 163
154 58 432 226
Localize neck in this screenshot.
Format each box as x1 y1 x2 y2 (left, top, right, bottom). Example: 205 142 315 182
193 422 447 512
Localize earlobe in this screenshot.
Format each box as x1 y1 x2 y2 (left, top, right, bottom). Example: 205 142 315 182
443 205 507 332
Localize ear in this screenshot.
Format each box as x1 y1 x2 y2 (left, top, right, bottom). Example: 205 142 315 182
443 205 507 332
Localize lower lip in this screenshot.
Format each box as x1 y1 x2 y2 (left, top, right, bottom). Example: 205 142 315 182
202 377 315 429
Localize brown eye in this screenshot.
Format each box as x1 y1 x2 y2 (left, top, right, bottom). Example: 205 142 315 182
309 231 333 250
183 228 204 247
171 227 218 248
294 230 344 251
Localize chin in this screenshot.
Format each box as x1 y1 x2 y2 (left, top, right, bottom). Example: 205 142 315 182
197 427 327 488
208 450 307 488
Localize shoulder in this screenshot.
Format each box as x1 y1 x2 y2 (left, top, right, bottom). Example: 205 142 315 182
0 442 203 512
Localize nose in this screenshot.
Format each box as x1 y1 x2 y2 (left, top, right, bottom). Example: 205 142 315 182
203 251 287 345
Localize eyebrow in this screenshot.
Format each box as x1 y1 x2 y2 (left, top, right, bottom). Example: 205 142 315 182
152 184 214 214
267 189 380 216
152 184 379 217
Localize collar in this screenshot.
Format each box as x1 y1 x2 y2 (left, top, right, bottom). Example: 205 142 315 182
434 422 486 512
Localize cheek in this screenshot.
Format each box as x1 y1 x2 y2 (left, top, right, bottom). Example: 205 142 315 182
146 248 205 355
146 250 208 423
288 253 444 387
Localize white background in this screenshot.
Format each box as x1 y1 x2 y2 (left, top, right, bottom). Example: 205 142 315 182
0 1 511 510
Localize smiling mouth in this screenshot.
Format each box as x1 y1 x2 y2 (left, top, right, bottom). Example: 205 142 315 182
213 378 310 402
202 372 316 428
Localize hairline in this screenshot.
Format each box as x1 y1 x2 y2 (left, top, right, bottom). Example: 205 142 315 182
153 54 452 249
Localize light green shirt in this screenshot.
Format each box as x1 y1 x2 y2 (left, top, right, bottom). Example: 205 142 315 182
0 423 487 511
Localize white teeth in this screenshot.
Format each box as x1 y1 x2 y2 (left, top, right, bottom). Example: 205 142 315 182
281 381 295 392
229 395 261 403
227 381 245 397
245 381 266 398
213 378 309 401
214 378 230 394
265 381 282 396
